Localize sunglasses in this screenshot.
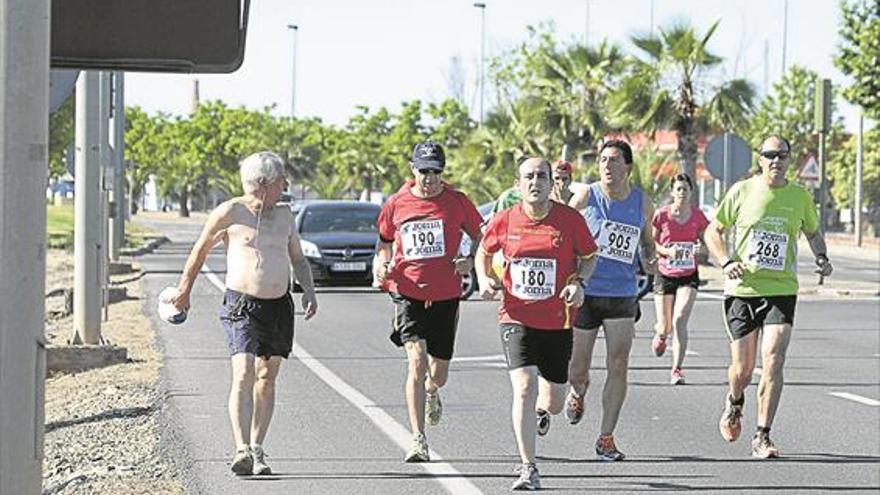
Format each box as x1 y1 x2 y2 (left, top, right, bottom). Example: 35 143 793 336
417 168 443 175
759 150 790 160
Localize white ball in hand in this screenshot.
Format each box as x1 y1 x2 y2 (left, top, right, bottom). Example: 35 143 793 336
157 286 187 324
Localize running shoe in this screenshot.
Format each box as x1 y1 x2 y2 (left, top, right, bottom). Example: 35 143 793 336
251 445 272 475
564 391 584 425
230 447 253 475
404 433 430 463
670 368 685 385
651 334 667 357
536 409 550 436
511 462 541 491
719 395 744 442
425 391 442 426
751 432 780 459
595 434 626 461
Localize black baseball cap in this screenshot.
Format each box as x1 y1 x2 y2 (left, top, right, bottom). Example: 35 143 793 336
411 141 445 171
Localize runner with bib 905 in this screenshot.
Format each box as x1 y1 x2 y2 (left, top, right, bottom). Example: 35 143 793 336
705 135 833 459
565 139 657 462
372 141 484 463
476 157 598 490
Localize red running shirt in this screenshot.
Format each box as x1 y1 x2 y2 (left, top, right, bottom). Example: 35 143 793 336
652 205 710 277
377 183 483 301
481 202 597 330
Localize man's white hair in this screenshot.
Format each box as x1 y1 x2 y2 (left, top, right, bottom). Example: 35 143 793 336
240 151 285 194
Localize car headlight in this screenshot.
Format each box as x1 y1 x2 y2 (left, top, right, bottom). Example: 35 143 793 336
300 240 322 259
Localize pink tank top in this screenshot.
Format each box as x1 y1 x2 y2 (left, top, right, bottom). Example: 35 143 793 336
652 204 709 277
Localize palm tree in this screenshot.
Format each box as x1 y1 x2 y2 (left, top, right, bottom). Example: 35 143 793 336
488 28 627 167
611 20 755 186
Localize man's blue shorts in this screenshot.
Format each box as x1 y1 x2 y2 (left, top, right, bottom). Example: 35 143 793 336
219 289 295 358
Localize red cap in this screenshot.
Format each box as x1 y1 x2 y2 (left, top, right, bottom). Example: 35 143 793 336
554 159 573 174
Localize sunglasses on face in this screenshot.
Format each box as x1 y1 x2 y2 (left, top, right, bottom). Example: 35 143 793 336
759 150 790 160
417 168 442 176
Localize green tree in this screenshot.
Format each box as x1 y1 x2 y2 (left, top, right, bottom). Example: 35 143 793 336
610 20 755 187
744 66 834 177
828 128 880 214
834 0 880 119
489 26 626 164
124 106 160 214
48 96 75 179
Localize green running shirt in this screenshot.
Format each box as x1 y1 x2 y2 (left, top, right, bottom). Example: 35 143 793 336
715 175 819 297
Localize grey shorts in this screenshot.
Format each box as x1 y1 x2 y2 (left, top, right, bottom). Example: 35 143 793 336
219 289 295 358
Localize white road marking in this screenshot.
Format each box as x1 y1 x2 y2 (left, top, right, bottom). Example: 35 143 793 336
829 392 880 407
698 292 726 301
201 266 483 495
754 368 763 376
454 354 505 363
685 350 700 356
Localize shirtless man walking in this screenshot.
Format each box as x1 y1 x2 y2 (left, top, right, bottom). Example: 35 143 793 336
170 151 318 475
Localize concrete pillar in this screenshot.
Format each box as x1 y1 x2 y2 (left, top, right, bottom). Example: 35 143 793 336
0 0 50 492
73 72 102 344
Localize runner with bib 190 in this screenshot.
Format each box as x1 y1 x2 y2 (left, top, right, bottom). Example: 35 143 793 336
373 141 484 463
565 139 657 461
705 135 833 459
476 157 598 491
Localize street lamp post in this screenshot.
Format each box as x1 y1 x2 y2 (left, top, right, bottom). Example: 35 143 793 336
287 23 298 118
473 3 486 126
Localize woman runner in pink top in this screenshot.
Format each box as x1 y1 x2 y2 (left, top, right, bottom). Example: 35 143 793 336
650 174 709 385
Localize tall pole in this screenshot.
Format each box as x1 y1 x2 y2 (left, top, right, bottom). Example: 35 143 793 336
763 39 770 95
474 3 486 126
0 1 50 492
74 72 103 345
585 0 591 44
287 24 298 118
855 112 864 247
781 0 789 75
109 72 125 261
649 0 654 34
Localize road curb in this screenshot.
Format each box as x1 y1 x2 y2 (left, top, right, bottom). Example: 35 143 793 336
120 236 170 257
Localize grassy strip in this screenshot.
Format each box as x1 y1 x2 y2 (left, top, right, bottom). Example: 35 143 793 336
46 204 160 250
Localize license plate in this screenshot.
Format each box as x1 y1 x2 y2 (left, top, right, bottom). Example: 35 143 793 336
331 261 367 272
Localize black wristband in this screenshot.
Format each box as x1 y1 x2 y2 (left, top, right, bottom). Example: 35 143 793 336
722 259 736 269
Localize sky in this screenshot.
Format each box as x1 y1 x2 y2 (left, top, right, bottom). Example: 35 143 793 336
125 0 871 132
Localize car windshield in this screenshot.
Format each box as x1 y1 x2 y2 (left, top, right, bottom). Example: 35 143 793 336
300 206 379 234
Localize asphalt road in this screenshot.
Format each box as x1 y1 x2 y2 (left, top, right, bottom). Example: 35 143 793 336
137 217 880 494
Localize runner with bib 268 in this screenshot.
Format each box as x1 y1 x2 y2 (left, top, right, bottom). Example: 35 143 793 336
373 141 484 463
476 157 598 491
705 135 833 459
565 139 657 462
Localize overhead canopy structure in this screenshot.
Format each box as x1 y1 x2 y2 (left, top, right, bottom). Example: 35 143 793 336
51 0 250 73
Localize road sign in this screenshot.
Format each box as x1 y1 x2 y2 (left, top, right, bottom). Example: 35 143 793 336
798 154 820 180
703 133 752 187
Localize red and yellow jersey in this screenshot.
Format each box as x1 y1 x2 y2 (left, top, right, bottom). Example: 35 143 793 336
377 183 483 301
481 202 597 330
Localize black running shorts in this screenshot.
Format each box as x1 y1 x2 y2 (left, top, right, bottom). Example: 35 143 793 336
653 272 701 295
499 324 573 384
723 295 797 341
574 296 639 330
389 293 460 360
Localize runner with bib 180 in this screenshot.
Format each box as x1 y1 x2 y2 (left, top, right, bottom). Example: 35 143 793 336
565 139 657 462
373 141 484 463
476 157 598 491
705 135 833 459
